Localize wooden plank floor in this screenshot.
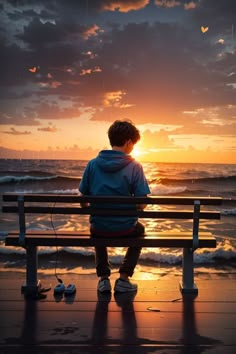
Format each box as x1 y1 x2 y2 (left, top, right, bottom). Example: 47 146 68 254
0 272 235 354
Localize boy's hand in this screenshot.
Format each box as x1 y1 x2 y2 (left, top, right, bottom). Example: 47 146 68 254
136 204 147 210
79 193 90 208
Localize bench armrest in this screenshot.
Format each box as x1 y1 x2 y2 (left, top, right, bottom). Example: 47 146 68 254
18 196 26 246
192 200 200 251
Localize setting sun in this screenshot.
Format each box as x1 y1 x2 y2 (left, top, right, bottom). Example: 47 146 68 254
132 147 142 158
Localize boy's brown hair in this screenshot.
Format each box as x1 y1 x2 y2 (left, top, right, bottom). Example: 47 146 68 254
108 120 140 147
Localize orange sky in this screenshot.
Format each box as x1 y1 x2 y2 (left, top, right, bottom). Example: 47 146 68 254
0 0 236 163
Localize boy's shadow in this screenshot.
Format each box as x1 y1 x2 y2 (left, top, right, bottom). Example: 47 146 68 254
114 291 139 344
91 290 161 353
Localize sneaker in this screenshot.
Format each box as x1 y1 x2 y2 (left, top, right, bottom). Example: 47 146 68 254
114 291 137 307
97 278 112 293
114 278 138 293
97 291 112 303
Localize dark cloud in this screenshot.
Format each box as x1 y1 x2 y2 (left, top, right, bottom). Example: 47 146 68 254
0 100 81 126
0 107 41 126
16 16 95 47
33 103 81 120
17 17 66 45
0 0 235 136
193 0 236 26
7 8 39 21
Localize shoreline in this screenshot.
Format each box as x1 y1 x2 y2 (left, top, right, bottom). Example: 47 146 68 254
1 257 236 281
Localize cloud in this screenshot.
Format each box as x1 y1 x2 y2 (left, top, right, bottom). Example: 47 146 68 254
17 17 63 45
217 38 225 44
37 125 58 132
184 2 197 10
2 127 31 135
174 105 236 136
32 103 81 121
0 102 81 126
100 0 149 12
141 129 177 149
86 19 235 125
155 0 181 8
103 90 127 107
83 24 103 39
0 0 235 142
39 80 62 89
0 144 100 160
80 66 102 76
0 110 41 126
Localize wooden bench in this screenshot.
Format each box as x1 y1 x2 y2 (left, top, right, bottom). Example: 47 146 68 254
2 193 222 295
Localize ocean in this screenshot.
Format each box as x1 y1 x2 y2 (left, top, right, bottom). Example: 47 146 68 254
0 159 236 279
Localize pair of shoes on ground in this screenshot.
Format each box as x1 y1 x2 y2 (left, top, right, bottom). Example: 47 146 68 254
97 278 137 293
54 283 76 296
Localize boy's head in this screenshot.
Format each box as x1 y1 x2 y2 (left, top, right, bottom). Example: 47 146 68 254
108 120 140 147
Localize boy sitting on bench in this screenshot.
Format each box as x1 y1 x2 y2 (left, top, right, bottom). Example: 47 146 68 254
79 120 150 293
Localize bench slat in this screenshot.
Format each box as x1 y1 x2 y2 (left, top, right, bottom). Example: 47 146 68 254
2 193 223 205
5 231 216 248
2 206 221 219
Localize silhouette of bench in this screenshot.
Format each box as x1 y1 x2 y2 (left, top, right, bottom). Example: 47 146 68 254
2 193 222 295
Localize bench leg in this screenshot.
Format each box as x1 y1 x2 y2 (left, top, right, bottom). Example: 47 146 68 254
21 245 41 295
180 248 198 295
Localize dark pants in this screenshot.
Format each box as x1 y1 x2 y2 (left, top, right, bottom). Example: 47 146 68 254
91 222 145 278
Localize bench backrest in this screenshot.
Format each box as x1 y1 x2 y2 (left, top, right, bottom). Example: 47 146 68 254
2 194 222 247
3 193 222 251
2 193 222 218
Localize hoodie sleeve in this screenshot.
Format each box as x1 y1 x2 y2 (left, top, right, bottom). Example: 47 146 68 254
79 162 91 194
132 162 151 196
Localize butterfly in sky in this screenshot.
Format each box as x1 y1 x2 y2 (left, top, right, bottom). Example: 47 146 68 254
29 66 37 73
201 26 209 33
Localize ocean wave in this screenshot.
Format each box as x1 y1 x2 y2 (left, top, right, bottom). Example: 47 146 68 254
158 175 236 185
0 175 58 184
0 174 81 185
9 188 79 194
2 171 236 186
1 239 235 266
221 208 236 216
150 184 187 195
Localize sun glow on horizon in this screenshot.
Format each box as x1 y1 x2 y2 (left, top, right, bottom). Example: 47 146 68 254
131 145 142 157
132 146 148 158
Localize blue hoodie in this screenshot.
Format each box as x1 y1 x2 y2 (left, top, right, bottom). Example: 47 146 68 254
79 150 150 234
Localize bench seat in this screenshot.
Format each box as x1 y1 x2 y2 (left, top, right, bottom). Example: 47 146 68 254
5 231 216 248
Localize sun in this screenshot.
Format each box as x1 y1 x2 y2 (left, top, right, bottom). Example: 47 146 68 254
132 147 141 158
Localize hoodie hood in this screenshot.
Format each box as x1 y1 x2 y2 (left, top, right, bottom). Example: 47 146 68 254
96 150 134 172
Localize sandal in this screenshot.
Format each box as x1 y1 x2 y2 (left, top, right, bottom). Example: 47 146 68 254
54 283 65 294
64 284 76 296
